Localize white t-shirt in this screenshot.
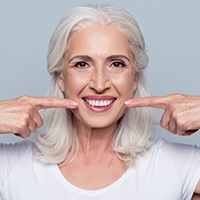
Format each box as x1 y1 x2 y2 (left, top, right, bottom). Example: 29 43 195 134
0 139 200 200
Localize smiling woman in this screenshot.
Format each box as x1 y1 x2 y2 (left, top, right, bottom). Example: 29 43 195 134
1 4 200 200
57 24 138 130
39 5 153 167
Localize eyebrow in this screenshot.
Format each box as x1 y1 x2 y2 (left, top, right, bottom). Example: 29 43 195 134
68 54 131 63
106 55 131 62
68 55 92 63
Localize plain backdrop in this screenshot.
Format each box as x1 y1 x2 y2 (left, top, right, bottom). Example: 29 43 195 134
0 0 200 144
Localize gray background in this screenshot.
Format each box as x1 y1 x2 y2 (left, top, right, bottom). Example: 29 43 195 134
0 0 200 144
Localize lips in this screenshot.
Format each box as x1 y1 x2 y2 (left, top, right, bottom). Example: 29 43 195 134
82 96 116 112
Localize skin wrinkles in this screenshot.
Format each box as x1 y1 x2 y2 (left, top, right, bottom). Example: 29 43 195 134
66 55 132 67
57 25 139 189
58 24 138 147
0 5 200 195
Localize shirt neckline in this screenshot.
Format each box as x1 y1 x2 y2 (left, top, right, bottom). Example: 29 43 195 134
52 163 133 195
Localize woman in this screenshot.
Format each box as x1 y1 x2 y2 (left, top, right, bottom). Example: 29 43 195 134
0 4 200 199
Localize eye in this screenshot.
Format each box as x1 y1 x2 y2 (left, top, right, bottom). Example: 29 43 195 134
74 61 89 68
111 61 127 68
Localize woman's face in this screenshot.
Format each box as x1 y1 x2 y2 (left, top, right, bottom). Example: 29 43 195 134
58 24 138 129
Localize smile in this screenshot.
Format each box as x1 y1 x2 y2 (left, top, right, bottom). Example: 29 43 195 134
84 99 115 107
82 96 116 112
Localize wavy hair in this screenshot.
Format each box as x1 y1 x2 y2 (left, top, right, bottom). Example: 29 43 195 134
35 4 154 166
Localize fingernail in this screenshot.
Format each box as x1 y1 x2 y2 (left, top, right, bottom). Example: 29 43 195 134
70 101 78 108
124 100 132 107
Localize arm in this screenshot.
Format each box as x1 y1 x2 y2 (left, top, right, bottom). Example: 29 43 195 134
125 93 200 135
125 93 200 194
0 95 77 138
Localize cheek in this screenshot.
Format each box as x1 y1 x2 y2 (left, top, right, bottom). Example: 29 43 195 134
63 73 89 97
113 73 137 95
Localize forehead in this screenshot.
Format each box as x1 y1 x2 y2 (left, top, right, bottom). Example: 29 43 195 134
65 24 132 59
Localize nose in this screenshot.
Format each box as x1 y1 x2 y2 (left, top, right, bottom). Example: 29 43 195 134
89 67 111 93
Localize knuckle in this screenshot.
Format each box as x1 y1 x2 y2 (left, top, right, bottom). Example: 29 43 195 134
20 130 31 138
18 95 30 102
37 118 44 128
165 94 184 111
160 122 165 129
21 112 31 121
171 109 180 119
30 126 36 133
179 121 190 131
160 121 168 130
167 102 177 111
171 93 185 99
13 121 27 133
13 127 21 134
171 93 186 103
18 97 36 113
24 104 34 113
19 121 28 130
173 114 189 131
159 116 168 130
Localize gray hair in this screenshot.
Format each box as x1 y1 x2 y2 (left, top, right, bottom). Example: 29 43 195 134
35 4 154 166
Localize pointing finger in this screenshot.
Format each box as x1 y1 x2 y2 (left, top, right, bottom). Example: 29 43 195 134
20 96 78 110
124 96 172 110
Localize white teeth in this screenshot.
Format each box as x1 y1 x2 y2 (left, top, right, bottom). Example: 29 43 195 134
85 99 114 107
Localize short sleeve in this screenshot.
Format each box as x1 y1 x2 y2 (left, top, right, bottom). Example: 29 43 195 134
161 139 200 199
0 140 33 191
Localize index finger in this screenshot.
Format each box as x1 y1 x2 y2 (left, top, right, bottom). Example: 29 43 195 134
21 96 78 110
124 96 172 109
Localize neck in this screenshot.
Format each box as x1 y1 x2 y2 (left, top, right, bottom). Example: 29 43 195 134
74 119 118 154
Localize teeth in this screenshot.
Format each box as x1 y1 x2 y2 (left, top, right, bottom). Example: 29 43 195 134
85 99 114 107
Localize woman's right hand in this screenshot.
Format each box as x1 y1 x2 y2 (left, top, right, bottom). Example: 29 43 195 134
0 96 78 138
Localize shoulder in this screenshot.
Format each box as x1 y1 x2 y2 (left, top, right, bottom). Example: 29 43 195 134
147 138 200 178
0 139 35 165
132 138 200 199
0 139 34 153
139 138 200 171
151 138 200 158
0 139 36 189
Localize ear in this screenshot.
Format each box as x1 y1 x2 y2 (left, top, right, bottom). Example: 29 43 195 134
132 72 139 92
57 72 65 92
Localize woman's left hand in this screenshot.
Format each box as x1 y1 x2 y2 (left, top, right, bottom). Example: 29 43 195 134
125 94 200 136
